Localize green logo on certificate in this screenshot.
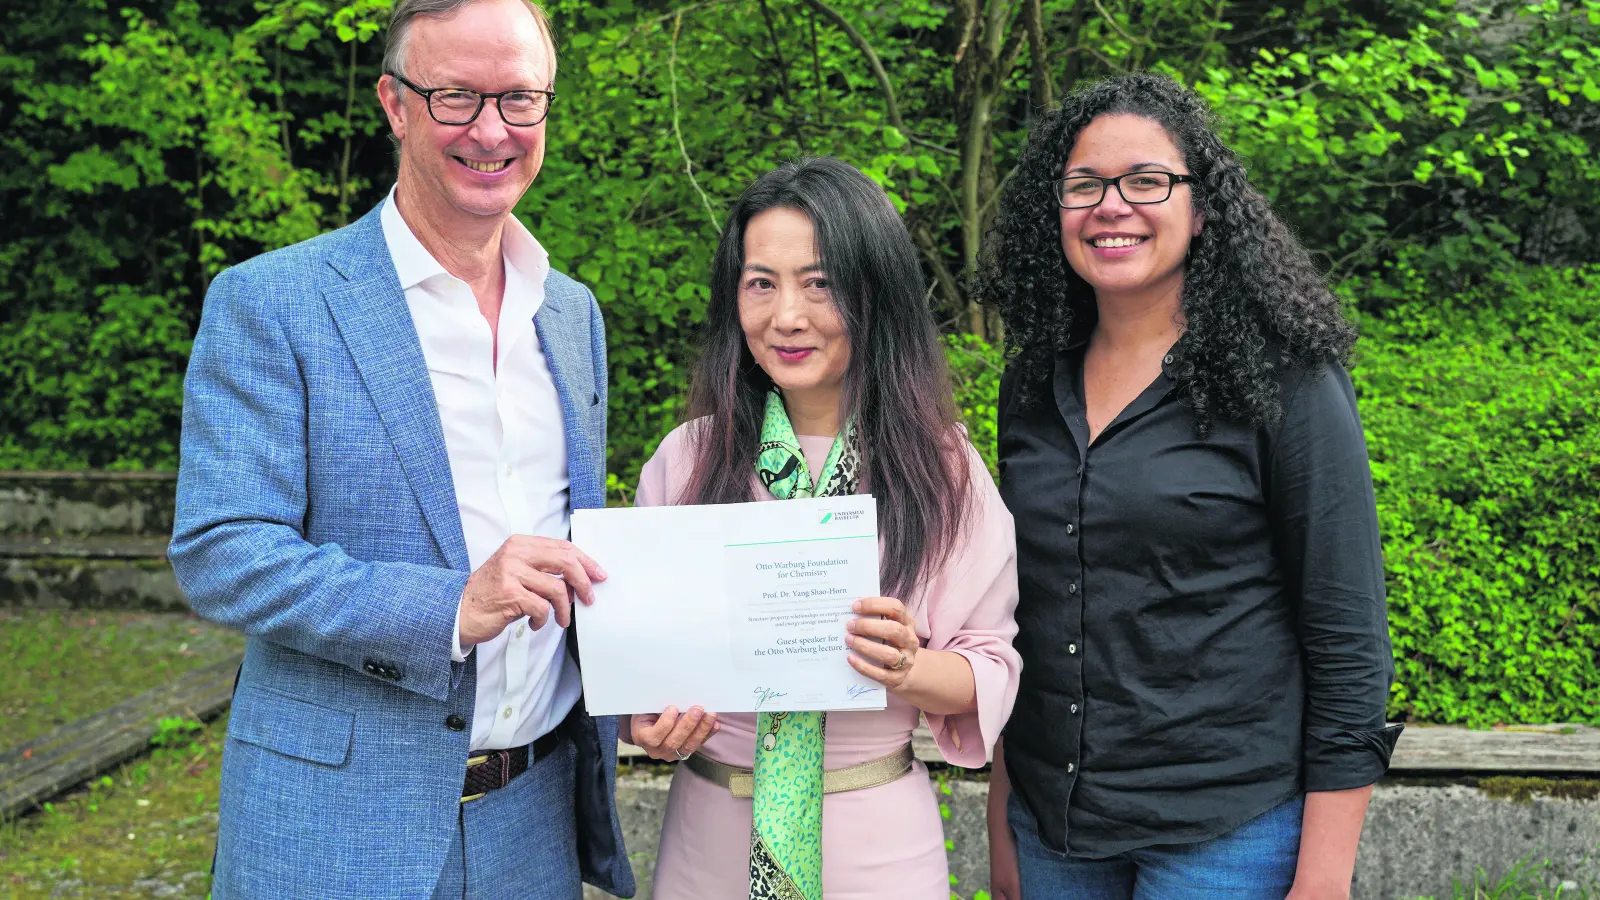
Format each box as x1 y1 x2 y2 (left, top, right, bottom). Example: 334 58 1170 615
820 512 833 524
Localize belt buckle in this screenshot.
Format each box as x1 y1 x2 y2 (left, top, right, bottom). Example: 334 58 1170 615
729 772 754 798
462 753 492 803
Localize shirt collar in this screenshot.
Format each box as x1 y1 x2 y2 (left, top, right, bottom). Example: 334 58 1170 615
379 184 550 293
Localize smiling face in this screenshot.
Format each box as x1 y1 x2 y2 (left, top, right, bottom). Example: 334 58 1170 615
738 207 852 416
1059 113 1203 305
378 0 553 227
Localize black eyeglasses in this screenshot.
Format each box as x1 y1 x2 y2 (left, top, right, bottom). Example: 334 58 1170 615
387 72 556 127
1051 171 1199 209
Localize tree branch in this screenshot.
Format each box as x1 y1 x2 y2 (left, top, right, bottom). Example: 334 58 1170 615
952 0 978 64
913 224 963 317
986 0 1017 60
803 0 904 132
669 13 721 235
1090 0 1144 49
618 0 745 47
757 0 793 104
1024 0 1052 109
809 7 824 115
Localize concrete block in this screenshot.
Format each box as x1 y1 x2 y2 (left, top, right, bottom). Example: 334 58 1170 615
0 472 176 538
0 557 188 610
583 769 1600 900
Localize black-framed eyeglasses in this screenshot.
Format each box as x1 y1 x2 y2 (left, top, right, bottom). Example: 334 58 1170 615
1051 171 1199 209
387 72 556 127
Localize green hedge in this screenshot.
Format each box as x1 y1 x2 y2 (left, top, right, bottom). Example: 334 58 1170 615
1356 265 1600 726
943 265 1600 727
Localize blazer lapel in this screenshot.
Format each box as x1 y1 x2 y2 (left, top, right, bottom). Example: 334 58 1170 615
535 279 604 511
322 205 470 572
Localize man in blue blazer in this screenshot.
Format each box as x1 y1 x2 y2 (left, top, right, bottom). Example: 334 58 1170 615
169 0 640 896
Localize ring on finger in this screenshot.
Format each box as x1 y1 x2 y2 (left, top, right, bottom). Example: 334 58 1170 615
890 650 909 671
673 747 690 761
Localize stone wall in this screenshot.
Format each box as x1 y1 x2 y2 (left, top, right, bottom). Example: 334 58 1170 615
0 472 184 609
587 768 1600 900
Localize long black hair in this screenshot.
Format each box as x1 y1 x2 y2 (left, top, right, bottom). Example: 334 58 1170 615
974 73 1356 433
683 157 972 601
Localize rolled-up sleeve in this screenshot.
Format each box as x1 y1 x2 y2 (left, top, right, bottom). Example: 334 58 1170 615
919 443 1023 769
1270 363 1403 792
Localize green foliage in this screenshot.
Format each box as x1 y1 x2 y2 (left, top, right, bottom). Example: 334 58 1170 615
1355 264 1600 726
1186 0 1600 288
151 716 204 749
0 288 191 469
946 334 1004 479
1408 852 1599 898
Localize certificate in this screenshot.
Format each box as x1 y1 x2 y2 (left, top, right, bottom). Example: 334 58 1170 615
570 495 888 716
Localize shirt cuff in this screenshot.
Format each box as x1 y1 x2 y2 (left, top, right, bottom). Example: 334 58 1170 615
1303 723 1405 792
450 593 469 664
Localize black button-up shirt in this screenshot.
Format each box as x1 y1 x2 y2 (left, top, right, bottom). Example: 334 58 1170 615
997 339 1402 858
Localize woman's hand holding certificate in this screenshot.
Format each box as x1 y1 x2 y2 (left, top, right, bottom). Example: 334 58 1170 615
626 706 720 762
847 596 980 719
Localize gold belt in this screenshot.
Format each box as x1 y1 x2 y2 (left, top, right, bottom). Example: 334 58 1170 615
682 743 915 799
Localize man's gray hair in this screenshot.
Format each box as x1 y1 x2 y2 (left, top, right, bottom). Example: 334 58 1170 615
383 0 558 84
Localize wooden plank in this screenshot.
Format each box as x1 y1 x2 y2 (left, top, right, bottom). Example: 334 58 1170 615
1390 723 1600 773
0 654 240 819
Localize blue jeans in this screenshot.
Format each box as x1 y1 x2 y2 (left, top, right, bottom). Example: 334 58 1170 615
1007 792 1303 900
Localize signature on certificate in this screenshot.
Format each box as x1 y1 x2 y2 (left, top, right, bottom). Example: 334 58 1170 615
753 687 789 709
847 684 882 700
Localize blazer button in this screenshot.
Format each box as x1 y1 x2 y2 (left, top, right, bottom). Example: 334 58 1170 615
446 715 467 732
363 661 379 675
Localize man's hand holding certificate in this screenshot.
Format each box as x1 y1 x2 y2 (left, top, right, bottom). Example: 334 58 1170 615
571 496 888 714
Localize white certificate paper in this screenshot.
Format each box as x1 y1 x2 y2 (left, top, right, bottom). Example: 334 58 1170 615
570 495 888 716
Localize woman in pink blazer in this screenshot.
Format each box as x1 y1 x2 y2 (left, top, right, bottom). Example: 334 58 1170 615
622 157 1021 900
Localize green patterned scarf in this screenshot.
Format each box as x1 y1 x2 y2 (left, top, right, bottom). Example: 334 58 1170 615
748 391 860 900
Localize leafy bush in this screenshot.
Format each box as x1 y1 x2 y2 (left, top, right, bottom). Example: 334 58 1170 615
1355 264 1600 726
0 286 191 470
946 334 1004 478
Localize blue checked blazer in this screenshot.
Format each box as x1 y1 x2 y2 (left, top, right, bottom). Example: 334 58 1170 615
169 201 635 899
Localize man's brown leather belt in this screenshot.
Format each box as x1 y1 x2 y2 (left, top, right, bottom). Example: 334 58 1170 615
682 743 915 798
460 729 564 803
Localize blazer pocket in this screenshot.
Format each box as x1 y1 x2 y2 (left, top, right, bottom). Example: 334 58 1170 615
228 686 355 766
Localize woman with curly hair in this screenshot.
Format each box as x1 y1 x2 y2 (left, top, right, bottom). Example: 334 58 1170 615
976 73 1401 899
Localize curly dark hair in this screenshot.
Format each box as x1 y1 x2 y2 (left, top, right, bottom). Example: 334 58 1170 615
973 72 1356 433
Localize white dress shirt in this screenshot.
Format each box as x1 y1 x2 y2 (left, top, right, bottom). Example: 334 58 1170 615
381 187 581 751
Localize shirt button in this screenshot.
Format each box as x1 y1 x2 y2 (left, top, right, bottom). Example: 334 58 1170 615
1068 643 1078 654
1163 354 1174 365
1068 583 1078 594
502 706 514 719
1066 523 1075 535
445 715 466 732
1071 703 1079 714
516 624 527 638
503 463 515 478
1067 763 1076 773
